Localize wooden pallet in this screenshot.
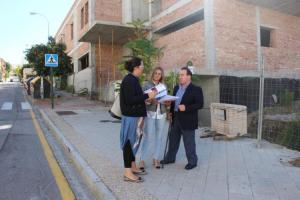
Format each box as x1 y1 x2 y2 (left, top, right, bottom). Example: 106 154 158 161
212 131 242 140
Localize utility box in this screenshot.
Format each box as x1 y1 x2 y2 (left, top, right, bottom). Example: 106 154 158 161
30 76 51 99
210 103 247 138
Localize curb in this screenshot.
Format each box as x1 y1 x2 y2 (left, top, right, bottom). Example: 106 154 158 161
23 90 116 200
0 130 9 151
39 109 117 200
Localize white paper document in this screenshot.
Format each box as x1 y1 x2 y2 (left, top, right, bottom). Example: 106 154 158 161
157 95 179 103
144 83 178 102
144 83 168 99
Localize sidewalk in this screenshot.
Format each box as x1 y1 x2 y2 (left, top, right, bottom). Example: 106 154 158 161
31 92 300 200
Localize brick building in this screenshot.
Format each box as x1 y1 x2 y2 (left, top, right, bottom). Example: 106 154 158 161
56 0 300 125
0 58 6 81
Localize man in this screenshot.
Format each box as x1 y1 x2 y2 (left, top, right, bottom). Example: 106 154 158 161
161 67 203 170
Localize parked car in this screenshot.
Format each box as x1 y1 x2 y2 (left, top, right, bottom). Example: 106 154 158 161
9 75 19 82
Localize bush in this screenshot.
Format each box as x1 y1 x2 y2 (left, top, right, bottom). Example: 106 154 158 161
164 72 178 94
280 121 300 151
60 76 68 90
66 85 74 93
279 89 294 106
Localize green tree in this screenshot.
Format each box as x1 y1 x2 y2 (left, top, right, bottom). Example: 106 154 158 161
14 65 22 79
118 19 164 81
24 37 72 89
164 71 179 94
4 62 12 79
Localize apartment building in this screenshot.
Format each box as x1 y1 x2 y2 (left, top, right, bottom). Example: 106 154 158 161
56 0 150 100
56 0 300 125
0 58 6 81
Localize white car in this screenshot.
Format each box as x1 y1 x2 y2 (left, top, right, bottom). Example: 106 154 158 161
9 75 19 82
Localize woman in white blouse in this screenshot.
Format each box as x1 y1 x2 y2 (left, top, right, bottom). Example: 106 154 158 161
139 67 168 169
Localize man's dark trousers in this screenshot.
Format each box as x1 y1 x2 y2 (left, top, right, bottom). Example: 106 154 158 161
165 114 198 165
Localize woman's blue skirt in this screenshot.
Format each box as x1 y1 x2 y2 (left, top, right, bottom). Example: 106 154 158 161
120 116 139 155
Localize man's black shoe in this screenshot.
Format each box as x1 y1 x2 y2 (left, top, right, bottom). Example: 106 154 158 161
160 160 175 165
185 163 197 170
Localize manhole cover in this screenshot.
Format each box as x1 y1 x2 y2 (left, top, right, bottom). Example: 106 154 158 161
100 120 110 123
56 111 77 116
100 120 121 123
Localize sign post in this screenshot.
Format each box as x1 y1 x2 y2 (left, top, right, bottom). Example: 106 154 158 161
45 54 58 109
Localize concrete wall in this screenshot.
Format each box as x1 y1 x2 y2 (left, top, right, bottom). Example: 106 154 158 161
72 67 92 92
123 0 149 23
161 0 178 11
193 76 220 127
152 0 204 29
151 0 161 17
131 0 149 21
122 0 132 23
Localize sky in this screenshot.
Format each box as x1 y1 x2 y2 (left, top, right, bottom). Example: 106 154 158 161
0 0 74 67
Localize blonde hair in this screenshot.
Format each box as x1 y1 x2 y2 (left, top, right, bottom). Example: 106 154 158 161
151 67 164 83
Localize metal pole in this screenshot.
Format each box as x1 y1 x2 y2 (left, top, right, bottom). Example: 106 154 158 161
105 70 109 106
257 56 264 147
51 67 54 109
255 7 264 147
98 34 102 100
44 16 49 100
148 0 153 39
112 29 115 80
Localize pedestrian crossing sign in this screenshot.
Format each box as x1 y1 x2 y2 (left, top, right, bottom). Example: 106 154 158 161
45 54 58 67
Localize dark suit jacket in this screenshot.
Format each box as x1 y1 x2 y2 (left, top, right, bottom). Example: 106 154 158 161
170 83 204 130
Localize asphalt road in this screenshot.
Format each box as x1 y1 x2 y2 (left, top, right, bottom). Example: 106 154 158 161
0 82 63 200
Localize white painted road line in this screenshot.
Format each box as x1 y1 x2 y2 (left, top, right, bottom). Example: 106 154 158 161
21 102 32 110
1 102 13 110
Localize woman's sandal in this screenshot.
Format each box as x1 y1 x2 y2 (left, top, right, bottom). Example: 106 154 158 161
153 159 161 169
139 160 145 170
123 176 144 183
133 170 147 175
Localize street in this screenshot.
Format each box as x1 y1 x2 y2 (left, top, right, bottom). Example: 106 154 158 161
0 82 87 200
0 82 64 199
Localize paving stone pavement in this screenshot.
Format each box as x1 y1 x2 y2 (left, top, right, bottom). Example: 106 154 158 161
35 93 300 200
42 105 300 200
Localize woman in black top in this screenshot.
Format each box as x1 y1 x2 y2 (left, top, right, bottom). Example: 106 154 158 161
120 57 156 183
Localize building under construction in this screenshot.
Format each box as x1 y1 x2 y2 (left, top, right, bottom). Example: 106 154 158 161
55 0 300 128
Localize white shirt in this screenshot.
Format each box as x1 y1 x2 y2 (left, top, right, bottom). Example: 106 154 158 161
147 103 166 120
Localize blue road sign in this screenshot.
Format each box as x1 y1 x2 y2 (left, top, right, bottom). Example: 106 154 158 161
45 54 58 67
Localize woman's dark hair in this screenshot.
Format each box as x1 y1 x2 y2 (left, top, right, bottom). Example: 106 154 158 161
125 57 142 72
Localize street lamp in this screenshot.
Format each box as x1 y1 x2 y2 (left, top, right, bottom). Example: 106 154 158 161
30 11 50 100
30 12 50 41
